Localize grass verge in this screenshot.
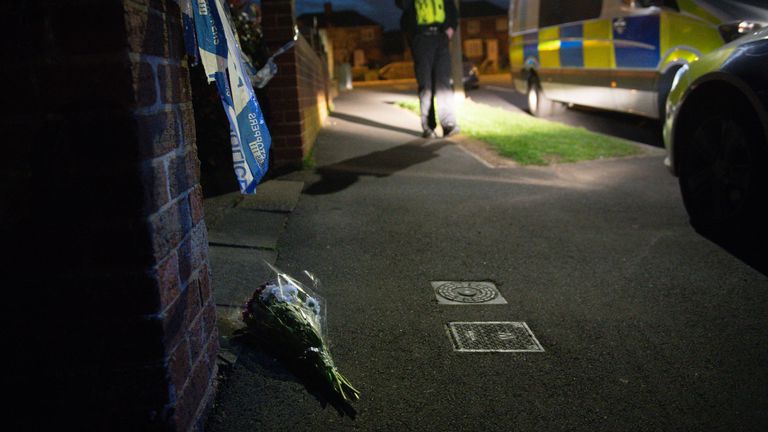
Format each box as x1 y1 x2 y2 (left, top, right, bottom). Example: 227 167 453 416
397 99 642 165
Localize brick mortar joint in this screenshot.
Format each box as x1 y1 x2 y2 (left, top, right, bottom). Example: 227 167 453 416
142 144 197 192
133 100 194 117
129 52 187 68
128 55 191 115
152 222 210 315
188 361 219 431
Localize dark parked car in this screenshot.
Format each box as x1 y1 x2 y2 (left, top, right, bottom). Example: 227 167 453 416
663 27 768 240
377 57 479 90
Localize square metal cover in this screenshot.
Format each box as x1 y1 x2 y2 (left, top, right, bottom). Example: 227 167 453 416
446 322 544 352
431 281 507 305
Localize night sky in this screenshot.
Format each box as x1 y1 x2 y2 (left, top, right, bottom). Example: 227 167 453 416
295 0 511 31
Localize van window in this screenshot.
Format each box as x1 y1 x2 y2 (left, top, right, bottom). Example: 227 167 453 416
539 0 602 28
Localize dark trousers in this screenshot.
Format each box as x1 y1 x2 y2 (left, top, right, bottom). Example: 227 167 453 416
412 32 456 131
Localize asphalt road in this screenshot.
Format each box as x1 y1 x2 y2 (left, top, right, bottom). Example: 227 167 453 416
207 84 768 432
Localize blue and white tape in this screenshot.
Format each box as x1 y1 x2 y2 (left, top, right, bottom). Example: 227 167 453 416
192 0 271 194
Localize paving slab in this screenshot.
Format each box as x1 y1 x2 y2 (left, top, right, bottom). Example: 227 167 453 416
203 192 245 231
207 209 286 249
209 245 277 307
237 179 304 212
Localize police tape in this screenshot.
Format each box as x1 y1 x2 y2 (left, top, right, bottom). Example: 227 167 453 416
191 0 271 194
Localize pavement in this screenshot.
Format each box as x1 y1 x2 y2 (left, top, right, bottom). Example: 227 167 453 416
204 84 768 431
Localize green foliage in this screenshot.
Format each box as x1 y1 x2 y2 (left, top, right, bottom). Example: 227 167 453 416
397 99 641 165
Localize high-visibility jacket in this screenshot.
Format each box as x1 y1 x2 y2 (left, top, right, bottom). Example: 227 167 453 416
395 0 458 38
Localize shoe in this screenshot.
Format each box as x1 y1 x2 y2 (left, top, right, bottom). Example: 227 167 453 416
422 129 437 139
443 125 460 137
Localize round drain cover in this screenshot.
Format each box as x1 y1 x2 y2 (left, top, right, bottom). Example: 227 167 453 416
436 282 497 303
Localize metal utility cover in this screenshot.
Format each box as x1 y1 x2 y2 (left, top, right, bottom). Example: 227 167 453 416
432 281 507 305
447 322 544 352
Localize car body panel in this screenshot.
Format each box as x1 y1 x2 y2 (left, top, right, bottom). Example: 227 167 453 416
663 27 768 175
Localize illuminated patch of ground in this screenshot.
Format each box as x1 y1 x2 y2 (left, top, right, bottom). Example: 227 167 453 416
397 99 642 165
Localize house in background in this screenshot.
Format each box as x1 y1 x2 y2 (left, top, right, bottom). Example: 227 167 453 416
297 2 385 70
460 0 509 72
376 1 510 75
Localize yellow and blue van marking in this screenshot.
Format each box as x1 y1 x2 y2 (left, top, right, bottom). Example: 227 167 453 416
516 15 665 70
613 15 660 68
559 23 584 67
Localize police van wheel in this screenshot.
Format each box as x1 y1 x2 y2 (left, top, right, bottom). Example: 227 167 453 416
527 77 560 117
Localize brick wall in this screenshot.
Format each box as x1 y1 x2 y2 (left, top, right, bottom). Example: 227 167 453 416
296 36 331 160
5 1 217 430
261 0 330 172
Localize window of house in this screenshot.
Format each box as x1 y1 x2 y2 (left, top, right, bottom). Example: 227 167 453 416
466 20 480 35
495 18 508 32
539 0 602 27
464 39 484 57
361 28 375 42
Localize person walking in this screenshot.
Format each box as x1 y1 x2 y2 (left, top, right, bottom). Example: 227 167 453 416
396 0 460 138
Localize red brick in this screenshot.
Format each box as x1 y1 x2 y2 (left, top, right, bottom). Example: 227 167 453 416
190 223 210 270
127 0 180 16
284 109 303 122
168 338 191 394
272 147 304 161
125 4 166 57
158 63 192 104
197 263 213 304
174 355 213 432
189 185 205 225
149 198 192 263
177 235 193 285
168 148 200 199
179 103 197 148
135 110 180 160
133 61 158 107
165 15 186 62
200 298 216 333
188 313 204 363
163 282 201 349
177 222 208 285
156 251 181 311
205 325 220 367
141 158 170 213
270 121 303 136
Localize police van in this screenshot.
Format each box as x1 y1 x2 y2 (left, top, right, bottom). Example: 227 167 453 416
508 0 767 118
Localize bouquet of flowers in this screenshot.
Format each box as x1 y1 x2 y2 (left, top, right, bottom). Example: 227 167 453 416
240 265 360 402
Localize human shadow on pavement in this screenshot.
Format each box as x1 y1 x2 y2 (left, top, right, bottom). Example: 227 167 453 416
229 332 358 418
330 111 421 137
304 139 451 195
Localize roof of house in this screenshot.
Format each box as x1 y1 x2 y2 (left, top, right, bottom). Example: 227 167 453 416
297 10 382 28
460 0 506 19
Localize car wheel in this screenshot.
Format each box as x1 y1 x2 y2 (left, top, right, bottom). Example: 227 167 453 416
678 100 767 238
527 76 561 117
